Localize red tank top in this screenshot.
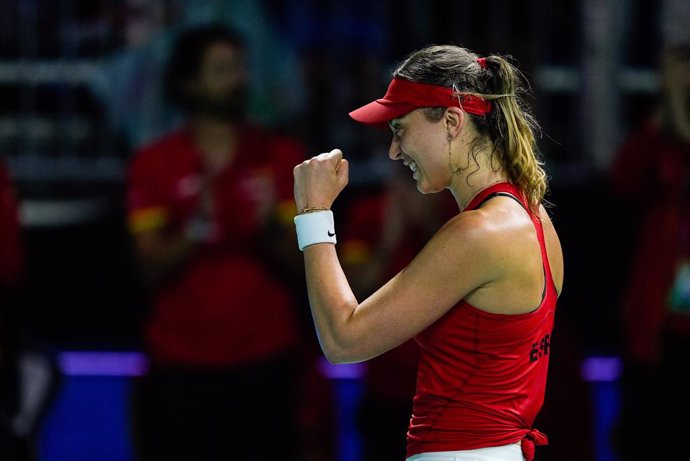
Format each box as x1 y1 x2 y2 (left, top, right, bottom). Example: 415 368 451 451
406 182 556 461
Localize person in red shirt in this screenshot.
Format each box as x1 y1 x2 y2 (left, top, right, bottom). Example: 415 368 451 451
126 24 304 461
292 45 564 461
340 167 456 461
610 44 690 461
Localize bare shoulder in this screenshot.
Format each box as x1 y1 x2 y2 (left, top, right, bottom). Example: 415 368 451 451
423 206 515 284
438 199 533 250
433 210 501 256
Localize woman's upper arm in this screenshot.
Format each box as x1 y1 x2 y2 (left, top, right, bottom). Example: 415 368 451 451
341 213 497 361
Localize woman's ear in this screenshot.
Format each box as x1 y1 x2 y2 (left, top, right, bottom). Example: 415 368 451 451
444 107 465 140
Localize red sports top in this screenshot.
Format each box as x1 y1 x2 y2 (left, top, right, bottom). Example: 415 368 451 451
127 123 302 366
407 182 556 461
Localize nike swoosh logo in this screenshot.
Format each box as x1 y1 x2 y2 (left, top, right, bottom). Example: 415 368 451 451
328 230 335 237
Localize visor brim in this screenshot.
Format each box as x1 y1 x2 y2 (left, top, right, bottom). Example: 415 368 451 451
348 100 416 129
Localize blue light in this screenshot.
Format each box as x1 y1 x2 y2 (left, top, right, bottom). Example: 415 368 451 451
580 356 623 382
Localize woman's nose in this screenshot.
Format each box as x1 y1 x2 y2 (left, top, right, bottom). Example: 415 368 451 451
389 137 401 160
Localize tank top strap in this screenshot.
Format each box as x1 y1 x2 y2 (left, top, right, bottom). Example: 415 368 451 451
463 182 557 299
463 182 526 212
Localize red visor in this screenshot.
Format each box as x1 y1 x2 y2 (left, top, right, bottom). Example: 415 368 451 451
349 77 492 128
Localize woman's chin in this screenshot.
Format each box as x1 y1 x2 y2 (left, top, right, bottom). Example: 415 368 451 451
415 179 433 194
415 178 446 195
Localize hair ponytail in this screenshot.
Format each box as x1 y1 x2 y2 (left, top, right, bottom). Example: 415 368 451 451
485 56 547 211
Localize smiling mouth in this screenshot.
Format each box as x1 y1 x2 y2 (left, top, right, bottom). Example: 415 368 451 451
403 159 418 173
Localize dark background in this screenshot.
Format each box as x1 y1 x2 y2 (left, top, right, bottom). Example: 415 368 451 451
1 0 686 460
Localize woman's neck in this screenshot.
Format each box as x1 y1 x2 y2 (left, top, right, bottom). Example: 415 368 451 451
449 152 508 211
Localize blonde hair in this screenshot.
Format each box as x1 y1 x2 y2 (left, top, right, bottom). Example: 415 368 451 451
394 45 548 212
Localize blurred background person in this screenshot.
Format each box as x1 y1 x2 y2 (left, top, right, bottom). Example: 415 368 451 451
610 43 690 460
125 23 305 461
89 0 308 153
0 158 28 459
340 163 456 461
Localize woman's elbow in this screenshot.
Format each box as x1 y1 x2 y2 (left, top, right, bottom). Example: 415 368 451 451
320 338 365 364
322 350 362 365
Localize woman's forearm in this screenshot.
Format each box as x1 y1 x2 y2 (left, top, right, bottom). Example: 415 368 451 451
303 243 360 363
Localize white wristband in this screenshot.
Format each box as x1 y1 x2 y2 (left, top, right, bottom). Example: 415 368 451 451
294 210 337 251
